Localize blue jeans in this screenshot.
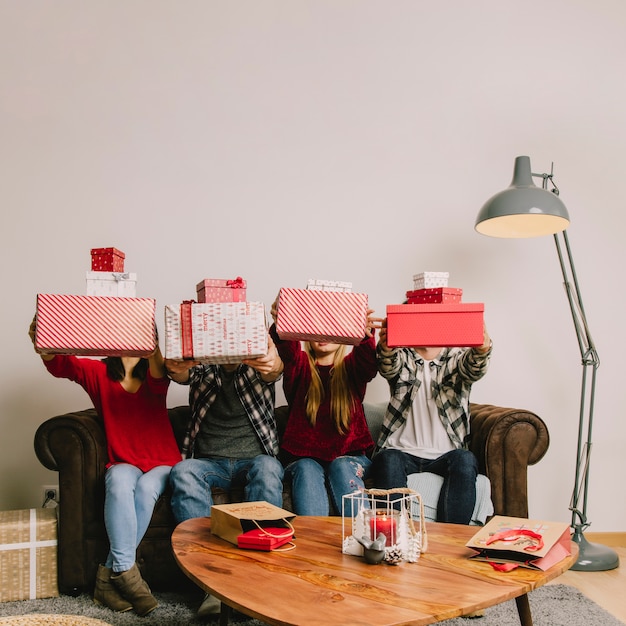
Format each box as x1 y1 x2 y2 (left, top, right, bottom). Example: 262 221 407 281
104 463 172 572
169 455 284 523
285 455 371 516
370 448 478 524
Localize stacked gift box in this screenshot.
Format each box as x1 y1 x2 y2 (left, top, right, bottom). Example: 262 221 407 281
196 277 247 303
86 247 137 297
276 280 368 345
386 272 484 348
0 508 59 602
35 248 157 357
165 276 268 364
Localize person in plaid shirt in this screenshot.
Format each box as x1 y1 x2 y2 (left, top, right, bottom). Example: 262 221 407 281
370 318 492 524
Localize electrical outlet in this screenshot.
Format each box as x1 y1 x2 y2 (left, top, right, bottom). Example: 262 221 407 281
41 485 59 507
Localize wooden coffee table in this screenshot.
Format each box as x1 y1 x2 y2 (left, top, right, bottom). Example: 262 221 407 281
171 516 577 626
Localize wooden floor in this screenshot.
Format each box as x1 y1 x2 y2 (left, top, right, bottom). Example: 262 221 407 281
548 534 625 623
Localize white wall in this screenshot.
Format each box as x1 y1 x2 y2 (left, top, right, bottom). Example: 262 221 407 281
1 0 624 532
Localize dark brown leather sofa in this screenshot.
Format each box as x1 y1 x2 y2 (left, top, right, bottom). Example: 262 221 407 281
34 402 549 596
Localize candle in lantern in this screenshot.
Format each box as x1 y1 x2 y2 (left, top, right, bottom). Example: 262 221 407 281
369 512 397 547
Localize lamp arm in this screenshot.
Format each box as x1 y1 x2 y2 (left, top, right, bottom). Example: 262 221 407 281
552 230 599 533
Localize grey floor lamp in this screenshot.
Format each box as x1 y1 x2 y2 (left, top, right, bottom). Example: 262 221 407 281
475 155 619 572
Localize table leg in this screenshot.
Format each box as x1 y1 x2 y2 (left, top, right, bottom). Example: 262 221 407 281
515 593 533 626
219 602 230 626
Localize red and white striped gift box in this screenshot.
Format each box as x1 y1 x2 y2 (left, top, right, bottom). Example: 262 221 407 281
276 288 368 345
35 294 156 357
165 301 267 364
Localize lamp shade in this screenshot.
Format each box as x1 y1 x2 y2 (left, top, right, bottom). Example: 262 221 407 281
475 155 570 238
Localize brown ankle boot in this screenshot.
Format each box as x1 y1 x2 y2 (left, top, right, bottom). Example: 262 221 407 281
110 563 158 616
93 564 133 612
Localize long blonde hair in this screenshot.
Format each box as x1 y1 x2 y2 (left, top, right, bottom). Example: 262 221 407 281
304 342 355 435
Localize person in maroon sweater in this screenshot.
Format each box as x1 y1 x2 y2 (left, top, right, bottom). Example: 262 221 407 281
269 299 382 516
29 318 181 617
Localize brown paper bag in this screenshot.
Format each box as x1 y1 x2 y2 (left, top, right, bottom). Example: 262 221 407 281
465 515 571 571
211 501 296 546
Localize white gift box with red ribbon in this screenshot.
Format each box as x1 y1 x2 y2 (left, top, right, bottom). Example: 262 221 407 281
276 288 368 345
165 301 268 364
35 294 156 357
196 277 247 303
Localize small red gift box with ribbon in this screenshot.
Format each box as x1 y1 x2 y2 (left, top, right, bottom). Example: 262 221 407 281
196 277 247 303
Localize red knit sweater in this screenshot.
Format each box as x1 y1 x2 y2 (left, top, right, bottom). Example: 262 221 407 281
270 325 377 462
44 355 181 472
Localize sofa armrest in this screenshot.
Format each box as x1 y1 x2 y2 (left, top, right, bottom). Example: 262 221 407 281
34 409 108 509
469 402 550 518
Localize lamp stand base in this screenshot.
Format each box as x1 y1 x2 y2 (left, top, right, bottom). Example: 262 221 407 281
570 530 620 571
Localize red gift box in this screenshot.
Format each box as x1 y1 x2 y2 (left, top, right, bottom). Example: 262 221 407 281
196 277 247 303
164 301 267 364
276 288 368 346
90 248 125 272
35 294 156 357
386 303 484 348
406 287 463 304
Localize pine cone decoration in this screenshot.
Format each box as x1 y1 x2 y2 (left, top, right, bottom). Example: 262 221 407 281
384 545 403 565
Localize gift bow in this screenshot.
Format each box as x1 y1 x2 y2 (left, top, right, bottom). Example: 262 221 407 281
227 277 245 288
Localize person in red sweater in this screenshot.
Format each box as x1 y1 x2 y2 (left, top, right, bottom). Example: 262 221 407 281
29 318 181 617
269 299 382 516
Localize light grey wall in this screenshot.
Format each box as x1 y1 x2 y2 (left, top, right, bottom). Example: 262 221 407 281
1 1 624 531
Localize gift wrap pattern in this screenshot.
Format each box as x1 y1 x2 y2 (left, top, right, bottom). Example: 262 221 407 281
196 277 247 303
412 271 449 290
90 247 125 272
165 301 268 364
86 271 137 297
35 294 156 357
0 508 58 602
276 288 368 345
306 279 353 292
406 287 463 304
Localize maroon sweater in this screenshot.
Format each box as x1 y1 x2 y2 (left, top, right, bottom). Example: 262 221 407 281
270 325 377 462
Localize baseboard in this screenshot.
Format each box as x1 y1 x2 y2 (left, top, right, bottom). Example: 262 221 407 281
582 532 626 548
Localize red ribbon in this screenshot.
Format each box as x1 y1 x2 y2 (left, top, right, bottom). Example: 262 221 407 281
180 300 195 359
227 277 245 289
485 528 544 552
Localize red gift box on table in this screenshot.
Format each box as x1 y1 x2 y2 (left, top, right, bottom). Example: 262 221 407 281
386 303 484 348
276 288 368 346
35 294 156 357
165 301 267 364
90 247 125 272
406 287 463 304
196 277 247 303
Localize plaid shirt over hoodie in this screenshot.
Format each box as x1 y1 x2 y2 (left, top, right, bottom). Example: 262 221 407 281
373 343 492 456
179 363 280 458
